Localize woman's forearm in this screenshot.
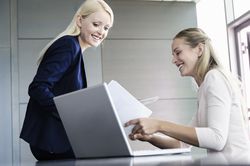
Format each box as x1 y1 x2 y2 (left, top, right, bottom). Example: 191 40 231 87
148 134 181 149
158 120 199 147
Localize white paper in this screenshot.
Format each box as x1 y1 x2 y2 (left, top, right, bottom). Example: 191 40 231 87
107 80 152 136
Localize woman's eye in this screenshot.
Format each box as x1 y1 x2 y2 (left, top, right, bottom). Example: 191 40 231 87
176 51 182 56
104 26 109 31
93 23 99 27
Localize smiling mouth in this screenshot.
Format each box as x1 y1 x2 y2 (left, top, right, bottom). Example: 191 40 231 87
92 34 102 41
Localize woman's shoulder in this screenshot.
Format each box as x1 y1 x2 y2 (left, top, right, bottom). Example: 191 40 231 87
204 68 226 82
55 35 79 46
50 35 81 53
203 68 234 94
202 68 230 89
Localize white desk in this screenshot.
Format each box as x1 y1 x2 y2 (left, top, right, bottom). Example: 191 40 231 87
16 148 250 166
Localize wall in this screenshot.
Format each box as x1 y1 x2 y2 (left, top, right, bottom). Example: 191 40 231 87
2 0 198 164
103 0 197 150
0 0 12 164
196 0 229 70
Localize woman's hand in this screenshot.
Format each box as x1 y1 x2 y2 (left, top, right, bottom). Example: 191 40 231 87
125 118 161 141
128 132 153 142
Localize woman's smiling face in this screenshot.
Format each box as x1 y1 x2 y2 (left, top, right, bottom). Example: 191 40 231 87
77 10 111 49
171 38 201 78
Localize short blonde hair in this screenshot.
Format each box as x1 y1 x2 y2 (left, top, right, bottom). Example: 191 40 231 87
37 0 114 64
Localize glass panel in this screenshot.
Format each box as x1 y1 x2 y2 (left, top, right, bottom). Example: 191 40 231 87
237 25 250 109
233 0 250 19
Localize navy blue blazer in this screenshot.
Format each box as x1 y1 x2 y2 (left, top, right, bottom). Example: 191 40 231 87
20 35 87 153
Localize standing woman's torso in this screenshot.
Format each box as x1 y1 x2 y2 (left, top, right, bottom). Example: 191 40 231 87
20 35 88 153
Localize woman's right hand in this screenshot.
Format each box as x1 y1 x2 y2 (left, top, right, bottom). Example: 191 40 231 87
129 132 153 142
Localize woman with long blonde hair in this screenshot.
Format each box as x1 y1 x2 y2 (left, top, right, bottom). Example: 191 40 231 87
20 0 114 160
125 28 250 154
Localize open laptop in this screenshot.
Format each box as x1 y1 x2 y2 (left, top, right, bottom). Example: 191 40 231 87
54 81 191 158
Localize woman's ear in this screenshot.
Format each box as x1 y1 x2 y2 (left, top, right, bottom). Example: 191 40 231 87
197 43 205 57
76 15 82 28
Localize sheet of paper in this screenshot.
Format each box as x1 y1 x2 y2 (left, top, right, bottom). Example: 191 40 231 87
107 80 152 136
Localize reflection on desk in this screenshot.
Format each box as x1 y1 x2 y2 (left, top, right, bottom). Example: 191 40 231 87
194 150 250 165
35 154 193 166
19 148 250 166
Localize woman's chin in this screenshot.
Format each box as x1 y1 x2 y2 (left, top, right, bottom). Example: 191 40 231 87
90 40 102 47
180 71 187 77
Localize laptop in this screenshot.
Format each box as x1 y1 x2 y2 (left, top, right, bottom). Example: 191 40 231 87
54 81 191 158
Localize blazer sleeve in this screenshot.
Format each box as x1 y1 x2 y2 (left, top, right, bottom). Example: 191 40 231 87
28 36 79 112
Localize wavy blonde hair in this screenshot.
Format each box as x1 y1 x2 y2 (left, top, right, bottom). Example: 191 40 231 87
174 28 249 130
37 0 114 65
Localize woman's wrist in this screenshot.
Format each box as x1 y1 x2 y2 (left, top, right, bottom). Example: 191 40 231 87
147 134 156 143
156 119 164 133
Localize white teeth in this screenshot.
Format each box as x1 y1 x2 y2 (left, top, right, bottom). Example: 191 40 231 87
178 65 183 71
92 35 101 40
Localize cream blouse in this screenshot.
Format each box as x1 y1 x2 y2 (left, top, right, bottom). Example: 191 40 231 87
189 69 250 154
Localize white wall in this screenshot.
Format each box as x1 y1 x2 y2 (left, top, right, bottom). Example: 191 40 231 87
196 0 230 70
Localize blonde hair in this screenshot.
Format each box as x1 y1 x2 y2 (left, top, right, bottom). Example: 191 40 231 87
174 27 249 130
37 0 114 65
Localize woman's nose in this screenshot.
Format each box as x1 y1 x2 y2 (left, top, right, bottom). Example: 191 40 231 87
98 27 104 35
172 56 177 64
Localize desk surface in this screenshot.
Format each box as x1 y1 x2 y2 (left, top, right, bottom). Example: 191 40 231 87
11 148 250 166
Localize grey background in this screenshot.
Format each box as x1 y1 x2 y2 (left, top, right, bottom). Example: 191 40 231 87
1 0 201 163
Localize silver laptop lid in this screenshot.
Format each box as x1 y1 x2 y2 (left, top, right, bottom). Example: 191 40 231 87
54 83 132 158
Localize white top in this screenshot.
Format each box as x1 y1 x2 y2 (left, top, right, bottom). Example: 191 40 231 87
189 69 250 154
